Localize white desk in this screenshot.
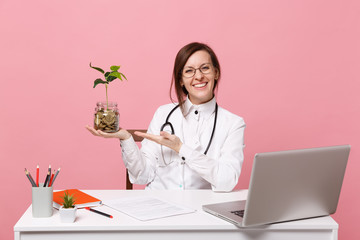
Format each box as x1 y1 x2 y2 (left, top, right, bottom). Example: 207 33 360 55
14 190 338 240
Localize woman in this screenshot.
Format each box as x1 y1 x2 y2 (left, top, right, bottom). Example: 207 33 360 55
86 42 245 192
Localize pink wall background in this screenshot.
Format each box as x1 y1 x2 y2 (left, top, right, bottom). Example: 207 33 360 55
1 0 359 239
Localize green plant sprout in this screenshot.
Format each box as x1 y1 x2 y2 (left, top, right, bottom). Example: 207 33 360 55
60 191 76 208
90 62 127 109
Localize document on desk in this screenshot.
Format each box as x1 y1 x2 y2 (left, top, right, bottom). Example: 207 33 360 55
103 196 196 221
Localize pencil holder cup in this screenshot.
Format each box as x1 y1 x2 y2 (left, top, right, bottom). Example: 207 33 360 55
32 184 53 218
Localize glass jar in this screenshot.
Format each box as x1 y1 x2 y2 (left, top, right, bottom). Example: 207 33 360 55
94 102 119 133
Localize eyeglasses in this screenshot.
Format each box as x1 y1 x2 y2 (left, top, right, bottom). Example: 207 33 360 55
182 63 213 78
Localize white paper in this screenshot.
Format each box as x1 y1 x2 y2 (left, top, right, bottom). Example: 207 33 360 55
103 196 196 221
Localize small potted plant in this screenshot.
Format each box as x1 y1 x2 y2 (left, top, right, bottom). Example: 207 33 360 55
59 191 77 223
90 63 127 133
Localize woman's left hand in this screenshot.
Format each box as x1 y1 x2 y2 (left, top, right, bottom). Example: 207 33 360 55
134 131 183 153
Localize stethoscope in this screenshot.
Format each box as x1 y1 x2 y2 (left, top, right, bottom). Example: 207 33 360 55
159 103 218 166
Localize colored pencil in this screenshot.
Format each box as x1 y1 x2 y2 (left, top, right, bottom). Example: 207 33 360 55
49 170 55 187
36 164 39 187
51 168 61 187
27 168 36 187
25 172 34 186
25 168 37 187
85 207 113 218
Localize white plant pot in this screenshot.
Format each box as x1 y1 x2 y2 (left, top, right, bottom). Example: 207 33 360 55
59 206 77 223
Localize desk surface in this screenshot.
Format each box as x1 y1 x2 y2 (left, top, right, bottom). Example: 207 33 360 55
14 190 338 240
14 189 337 231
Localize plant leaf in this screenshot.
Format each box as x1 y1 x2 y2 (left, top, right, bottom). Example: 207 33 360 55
89 62 105 74
107 76 117 82
110 65 120 71
93 78 108 88
109 71 121 80
60 191 77 208
120 72 127 80
104 71 117 82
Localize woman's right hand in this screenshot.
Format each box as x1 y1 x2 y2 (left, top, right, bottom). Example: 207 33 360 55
85 125 132 140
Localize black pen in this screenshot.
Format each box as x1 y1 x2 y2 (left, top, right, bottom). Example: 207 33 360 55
85 207 113 218
43 170 50 187
43 164 51 187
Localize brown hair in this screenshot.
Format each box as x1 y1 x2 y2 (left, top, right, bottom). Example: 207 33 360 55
170 42 221 113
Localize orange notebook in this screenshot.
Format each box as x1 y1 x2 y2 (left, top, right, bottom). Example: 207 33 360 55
53 189 102 209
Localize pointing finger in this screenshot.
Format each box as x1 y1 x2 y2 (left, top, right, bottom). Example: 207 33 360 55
136 132 160 142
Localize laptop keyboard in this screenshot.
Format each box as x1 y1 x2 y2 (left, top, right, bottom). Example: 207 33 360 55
231 210 245 218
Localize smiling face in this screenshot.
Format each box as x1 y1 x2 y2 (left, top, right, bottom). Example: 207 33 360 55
181 50 219 105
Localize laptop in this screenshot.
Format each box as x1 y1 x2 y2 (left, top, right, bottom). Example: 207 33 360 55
202 145 350 227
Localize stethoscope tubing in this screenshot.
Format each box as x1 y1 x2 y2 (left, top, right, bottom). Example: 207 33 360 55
204 103 218 155
159 103 218 165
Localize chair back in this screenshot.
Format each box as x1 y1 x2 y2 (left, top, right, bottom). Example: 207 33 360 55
125 129 146 189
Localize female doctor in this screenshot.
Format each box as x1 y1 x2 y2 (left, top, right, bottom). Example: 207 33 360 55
86 42 245 192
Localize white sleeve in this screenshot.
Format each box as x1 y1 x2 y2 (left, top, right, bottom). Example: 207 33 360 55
178 117 245 192
120 108 162 185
